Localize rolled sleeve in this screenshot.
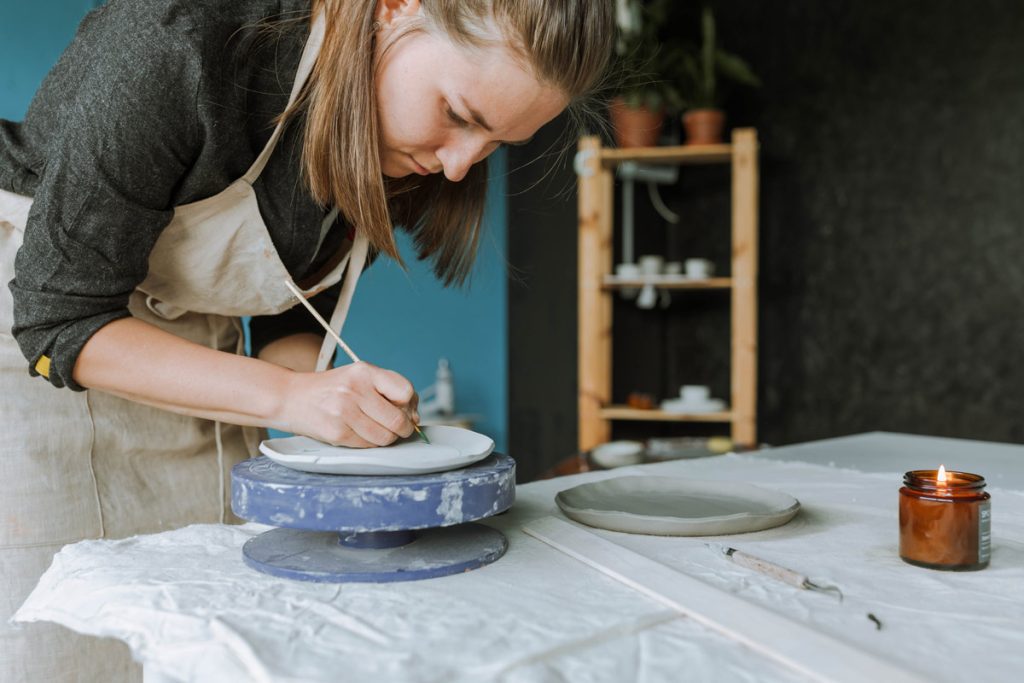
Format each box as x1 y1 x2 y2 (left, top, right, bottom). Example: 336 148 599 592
8 1 202 389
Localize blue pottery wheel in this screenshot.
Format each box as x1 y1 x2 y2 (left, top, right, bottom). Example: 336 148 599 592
231 453 515 583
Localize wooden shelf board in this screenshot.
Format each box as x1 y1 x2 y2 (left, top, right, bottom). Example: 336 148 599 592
602 275 732 290
600 406 734 423
600 144 732 167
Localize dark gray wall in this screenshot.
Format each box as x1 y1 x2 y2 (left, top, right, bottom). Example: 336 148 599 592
508 1 1024 481
507 122 582 480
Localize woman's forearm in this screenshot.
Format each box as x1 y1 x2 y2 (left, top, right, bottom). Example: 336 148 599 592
73 317 294 429
256 332 324 373
72 317 420 447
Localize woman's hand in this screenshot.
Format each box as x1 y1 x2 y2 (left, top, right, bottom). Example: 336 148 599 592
281 361 419 447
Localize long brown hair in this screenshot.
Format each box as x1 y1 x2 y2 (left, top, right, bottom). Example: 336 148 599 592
285 0 614 285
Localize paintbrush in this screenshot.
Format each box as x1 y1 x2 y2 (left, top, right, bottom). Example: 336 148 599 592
283 279 429 444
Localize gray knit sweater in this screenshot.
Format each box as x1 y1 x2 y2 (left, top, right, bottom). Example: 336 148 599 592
0 0 347 389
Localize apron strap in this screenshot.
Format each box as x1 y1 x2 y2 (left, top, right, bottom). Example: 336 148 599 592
235 10 365 372
315 233 369 372
242 12 326 185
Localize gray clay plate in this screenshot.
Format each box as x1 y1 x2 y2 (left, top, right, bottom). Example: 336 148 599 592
555 476 800 536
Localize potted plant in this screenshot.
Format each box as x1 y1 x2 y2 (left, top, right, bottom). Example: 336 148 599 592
677 5 760 145
609 0 684 148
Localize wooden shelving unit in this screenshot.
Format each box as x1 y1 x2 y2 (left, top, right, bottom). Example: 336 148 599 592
576 129 759 452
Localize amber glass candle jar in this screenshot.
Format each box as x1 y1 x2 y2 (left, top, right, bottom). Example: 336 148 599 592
899 469 991 571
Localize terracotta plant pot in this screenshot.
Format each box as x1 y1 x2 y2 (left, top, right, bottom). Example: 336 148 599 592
609 97 665 148
682 108 726 145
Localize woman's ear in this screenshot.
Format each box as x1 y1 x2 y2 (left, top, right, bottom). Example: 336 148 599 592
375 0 422 27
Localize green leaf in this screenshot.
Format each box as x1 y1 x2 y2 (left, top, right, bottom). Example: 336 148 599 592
702 5 716 101
715 51 762 87
610 1 759 115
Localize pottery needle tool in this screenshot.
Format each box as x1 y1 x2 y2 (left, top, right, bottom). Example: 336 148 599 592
283 279 429 444
710 544 844 602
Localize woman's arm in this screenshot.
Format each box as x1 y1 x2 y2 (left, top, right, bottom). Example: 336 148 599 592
73 317 418 447
249 281 346 372
257 331 323 372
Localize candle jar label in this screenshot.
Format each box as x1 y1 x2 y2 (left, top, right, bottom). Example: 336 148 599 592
979 501 991 564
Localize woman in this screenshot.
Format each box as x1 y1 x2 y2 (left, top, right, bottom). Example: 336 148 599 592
0 0 613 680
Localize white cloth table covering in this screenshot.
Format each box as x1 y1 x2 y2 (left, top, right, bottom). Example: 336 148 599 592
13 434 1024 682
759 431 1024 490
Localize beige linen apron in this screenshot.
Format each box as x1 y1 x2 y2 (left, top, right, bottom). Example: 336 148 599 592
1 13 365 682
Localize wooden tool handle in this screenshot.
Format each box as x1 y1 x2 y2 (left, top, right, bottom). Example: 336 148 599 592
283 279 361 363
726 548 808 589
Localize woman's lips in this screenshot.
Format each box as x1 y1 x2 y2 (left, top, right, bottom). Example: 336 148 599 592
409 156 431 175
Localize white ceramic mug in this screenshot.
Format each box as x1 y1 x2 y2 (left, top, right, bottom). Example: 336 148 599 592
680 385 711 403
684 258 714 279
636 283 657 309
638 255 664 276
615 262 640 300
615 262 640 278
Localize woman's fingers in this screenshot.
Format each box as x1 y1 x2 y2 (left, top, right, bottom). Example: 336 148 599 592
368 364 417 408
358 388 415 439
409 391 421 424
282 362 421 447
331 429 377 449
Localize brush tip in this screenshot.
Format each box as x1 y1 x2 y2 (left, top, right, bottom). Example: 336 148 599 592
415 425 430 444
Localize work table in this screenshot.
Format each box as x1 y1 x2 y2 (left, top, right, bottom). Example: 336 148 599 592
15 432 1024 682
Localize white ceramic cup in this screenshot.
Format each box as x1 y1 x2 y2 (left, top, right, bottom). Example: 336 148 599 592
663 261 683 276
684 258 714 279
680 385 711 403
636 283 657 309
615 263 640 300
638 255 664 276
590 440 645 469
615 262 640 279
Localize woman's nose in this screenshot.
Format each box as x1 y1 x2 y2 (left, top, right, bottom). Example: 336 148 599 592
436 135 492 182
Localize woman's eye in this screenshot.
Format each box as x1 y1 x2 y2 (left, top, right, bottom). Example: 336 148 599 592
446 107 469 128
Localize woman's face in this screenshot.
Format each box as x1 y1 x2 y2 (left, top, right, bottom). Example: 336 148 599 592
374 0 568 181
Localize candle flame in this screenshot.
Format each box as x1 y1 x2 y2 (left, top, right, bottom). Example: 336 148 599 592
937 465 947 484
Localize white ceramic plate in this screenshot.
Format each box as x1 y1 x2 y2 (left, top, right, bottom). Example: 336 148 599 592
259 425 495 475
556 476 800 536
660 398 727 414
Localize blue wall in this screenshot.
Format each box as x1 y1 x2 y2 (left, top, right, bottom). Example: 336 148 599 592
0 1 102 119
1 1 509 451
